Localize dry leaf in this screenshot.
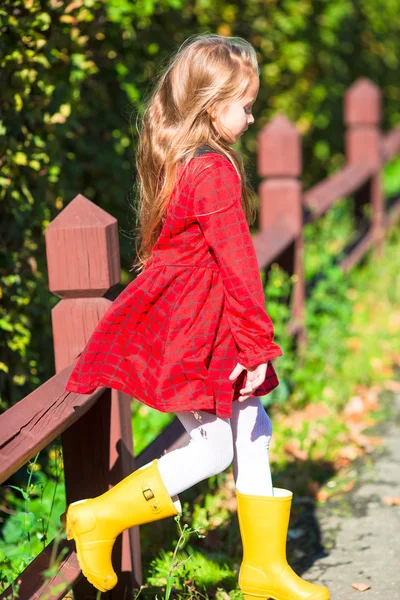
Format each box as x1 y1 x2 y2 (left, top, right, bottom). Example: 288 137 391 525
351 582 371 591
370 357 383 370
388 310 400 332
349 430 382 449
337 444 364 461
341 481 355 493
366 436 382 446
346 338 362 351
333 456 351 469
383 497 400 506
283 439 308 461
363 388 379 411
316 489 328 502
304 402 331 420
383 380 400 393
225 496 237 511
344 396 365 420
277 402 330 432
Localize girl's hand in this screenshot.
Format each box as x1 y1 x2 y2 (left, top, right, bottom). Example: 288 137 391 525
228 362 269 402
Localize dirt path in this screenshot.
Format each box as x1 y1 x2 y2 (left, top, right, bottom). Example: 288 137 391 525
303 389 400 599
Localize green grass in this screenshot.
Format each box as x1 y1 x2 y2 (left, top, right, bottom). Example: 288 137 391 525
131 401 174 456
383 154 400 197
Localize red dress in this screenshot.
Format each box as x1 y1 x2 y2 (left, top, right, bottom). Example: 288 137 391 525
65 147 283 418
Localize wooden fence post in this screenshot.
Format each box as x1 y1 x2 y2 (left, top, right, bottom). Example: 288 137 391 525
45 194 141 598
257 114 306 348
344 77 384 258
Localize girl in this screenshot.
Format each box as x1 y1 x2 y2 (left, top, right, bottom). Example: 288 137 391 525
63 33 330 600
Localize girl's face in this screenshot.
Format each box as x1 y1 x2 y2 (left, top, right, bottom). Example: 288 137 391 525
208 74 259 144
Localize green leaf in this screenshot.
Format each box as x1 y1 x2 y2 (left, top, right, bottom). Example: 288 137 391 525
0 319 13 332
14 152 28 166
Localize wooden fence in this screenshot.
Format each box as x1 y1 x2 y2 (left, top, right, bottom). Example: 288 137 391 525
1 77 400 600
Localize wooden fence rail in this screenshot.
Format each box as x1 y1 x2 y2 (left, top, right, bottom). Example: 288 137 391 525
1 76 400 600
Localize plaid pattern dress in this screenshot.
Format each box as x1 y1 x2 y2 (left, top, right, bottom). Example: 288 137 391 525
65 146 283 418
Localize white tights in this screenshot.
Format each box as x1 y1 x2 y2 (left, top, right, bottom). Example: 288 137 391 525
157 396 274 497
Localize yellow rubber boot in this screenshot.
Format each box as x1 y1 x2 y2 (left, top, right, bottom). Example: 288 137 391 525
236 488 330 600
60 459 181 592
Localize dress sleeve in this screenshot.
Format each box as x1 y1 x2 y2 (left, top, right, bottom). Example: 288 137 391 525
192 157 283 370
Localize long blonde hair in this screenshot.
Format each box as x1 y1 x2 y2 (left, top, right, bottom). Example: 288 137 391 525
131 33 260 274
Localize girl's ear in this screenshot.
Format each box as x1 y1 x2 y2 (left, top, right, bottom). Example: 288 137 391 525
207 105 217 120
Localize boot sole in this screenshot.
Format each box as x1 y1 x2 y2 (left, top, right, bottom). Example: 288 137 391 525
243 592 330 600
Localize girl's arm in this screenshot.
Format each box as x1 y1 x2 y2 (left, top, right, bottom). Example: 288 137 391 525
193 156 283 370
